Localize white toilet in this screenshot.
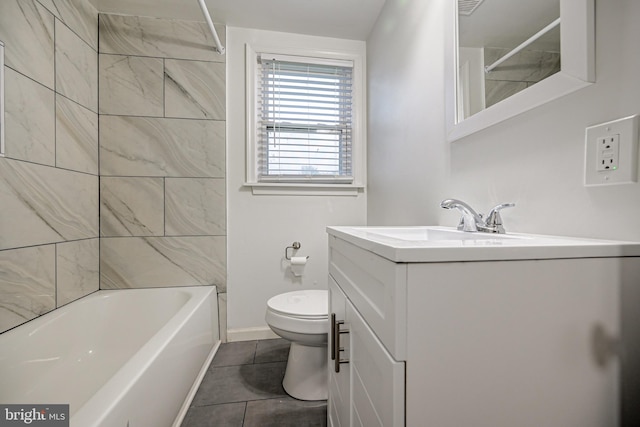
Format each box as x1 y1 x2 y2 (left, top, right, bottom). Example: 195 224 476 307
265 289 328 401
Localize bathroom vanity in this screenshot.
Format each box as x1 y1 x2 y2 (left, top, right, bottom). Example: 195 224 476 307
326 226 640 427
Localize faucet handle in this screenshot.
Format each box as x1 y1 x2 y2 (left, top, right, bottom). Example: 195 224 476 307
485 203 515 233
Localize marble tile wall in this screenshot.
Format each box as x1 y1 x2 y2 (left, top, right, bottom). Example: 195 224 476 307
484 47 561 108
98 15 227 302
0 0 99 333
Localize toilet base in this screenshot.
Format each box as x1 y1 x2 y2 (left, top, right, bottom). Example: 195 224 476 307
282 342 327 401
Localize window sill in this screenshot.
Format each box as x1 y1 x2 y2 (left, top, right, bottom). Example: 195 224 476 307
244 182 364 196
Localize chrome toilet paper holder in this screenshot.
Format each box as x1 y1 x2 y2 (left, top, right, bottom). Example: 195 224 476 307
285 242 309 260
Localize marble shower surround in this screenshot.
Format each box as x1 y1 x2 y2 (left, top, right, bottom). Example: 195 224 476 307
99 115 225 177
0 158 98 249
98 54 164 116
484 47 561 108
98 14 227 294
55 19 98 111
0 0 99 333
0 3 227 334
4 67 56 165
165 59 226 120
99 14 225 61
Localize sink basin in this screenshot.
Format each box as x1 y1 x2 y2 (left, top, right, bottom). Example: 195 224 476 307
359 226 527 242
327 226 640 263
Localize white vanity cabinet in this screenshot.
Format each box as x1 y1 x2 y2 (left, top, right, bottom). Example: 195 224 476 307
327 226 640 427
329 277 405 427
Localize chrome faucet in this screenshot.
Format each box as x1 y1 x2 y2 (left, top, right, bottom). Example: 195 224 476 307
484 202 515 234
440 199 515 233
440 199 485 232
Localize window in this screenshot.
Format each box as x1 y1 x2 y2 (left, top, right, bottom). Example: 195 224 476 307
246 46 365 195
257 55 353 183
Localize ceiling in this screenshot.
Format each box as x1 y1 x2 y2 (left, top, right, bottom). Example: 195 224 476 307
89 0 387 41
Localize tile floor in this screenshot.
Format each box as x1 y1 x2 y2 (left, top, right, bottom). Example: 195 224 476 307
181 339 328 427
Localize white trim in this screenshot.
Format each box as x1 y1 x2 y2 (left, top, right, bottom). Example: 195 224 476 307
259 52 353 68
446 0 595 141
245 42 367 194
246 43 259 182
246 182 363 196
227 326 279 342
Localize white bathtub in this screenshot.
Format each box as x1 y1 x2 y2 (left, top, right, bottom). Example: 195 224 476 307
0 286 220 427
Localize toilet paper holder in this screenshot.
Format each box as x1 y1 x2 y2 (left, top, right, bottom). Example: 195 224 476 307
285 242 309 260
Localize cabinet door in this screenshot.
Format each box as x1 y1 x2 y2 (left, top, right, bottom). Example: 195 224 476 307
348 300 405 427
407 258 624 427
328 277 350 427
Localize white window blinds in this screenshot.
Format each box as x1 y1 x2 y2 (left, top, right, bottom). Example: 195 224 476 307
257 54 354 183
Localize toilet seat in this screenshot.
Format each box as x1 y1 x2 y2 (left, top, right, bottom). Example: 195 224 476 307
266 290 328 335
266 290 328 320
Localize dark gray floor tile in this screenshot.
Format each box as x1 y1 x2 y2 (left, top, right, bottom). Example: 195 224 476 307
192 361 288 406
181 402 246 427
254 338 290 364
244 397 327 427
211 341 257 367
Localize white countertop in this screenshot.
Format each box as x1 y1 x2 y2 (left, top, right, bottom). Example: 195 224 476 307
326 226 640 263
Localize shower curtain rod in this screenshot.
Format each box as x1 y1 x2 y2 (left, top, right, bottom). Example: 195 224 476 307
197 0 225 55
485 17 560 73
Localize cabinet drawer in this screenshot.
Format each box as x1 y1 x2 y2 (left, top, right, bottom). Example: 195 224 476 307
348 300 405 427
329 235 407 360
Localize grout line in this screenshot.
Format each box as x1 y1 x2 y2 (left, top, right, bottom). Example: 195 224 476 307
53 18 57 169
97 5 102 292
98 111 222 122
0 156 99 177
251 340 258 364
98 51 224 65
54 243 58 308
162 58 166 118
97 13 102 291
0 238 96 253
241 402 247 427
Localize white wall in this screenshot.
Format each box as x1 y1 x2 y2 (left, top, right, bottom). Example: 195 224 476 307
226 27 367 337
368 0 640 242
367 0 449 227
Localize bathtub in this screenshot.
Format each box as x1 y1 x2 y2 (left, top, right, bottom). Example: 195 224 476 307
0 286 220 427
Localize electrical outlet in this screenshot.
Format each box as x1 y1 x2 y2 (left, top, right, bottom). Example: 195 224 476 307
596 135 619 171
584 115 639 186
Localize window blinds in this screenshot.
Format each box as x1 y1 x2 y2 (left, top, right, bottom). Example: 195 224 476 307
257 54 354 183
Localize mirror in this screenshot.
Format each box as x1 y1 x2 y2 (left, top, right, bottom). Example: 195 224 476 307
458 0 560 120
446 0 595 141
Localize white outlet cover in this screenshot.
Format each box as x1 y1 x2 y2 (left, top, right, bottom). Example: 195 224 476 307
584 114 639 186
595 135 619 172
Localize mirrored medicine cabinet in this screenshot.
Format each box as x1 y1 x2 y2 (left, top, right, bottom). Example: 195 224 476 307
445 0 595 141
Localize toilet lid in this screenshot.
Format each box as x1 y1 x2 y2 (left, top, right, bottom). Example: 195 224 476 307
267 290 328 320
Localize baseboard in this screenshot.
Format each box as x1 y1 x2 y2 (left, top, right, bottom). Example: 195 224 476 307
227 326 279 342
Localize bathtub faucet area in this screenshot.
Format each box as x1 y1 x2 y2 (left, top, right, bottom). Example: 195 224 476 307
440 199 515 233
